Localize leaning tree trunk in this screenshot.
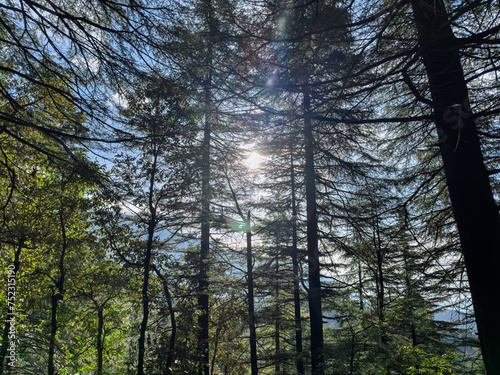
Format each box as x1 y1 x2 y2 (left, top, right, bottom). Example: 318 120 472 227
410 0 500 372
303 89 324 375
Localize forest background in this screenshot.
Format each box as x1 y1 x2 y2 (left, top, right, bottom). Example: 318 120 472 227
1 0 499 374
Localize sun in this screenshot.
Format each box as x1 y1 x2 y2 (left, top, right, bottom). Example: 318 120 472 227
245 151 264 170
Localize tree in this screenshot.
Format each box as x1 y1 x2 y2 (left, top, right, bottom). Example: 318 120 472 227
1 0 500 372
114 75 196 375
408 0 500 372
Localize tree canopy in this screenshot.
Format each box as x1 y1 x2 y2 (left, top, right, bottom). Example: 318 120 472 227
1 0 499 374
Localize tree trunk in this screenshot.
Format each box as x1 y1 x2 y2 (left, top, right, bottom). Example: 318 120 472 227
0 320 8 375
197 1 214 372
198 100 211 375
409 0 500 372
0 242 22 375
198 72 212 375
154 267 176 375
403 252 417 347
290 151 304 375
374 220 387 346
358 262 364 311
246 211 258 375
138 152 158 375
48 209 67 375
274 257 280 375
303 90 324 375
97 306 104 375
48 293 61 375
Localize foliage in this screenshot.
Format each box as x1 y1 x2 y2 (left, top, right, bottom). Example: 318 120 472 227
1 0 499 373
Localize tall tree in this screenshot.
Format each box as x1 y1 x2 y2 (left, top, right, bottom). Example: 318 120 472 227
409 0 500 372
115 76 195 374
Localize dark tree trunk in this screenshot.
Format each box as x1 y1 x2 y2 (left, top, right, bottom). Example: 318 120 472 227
403 252 417 347
165 290 176 374
358 262 364 311
303 90 324 375
198 116 211 375
274 257 280 375
0 320 8 375
198 77 212 375
154 267 176 375
246 211 258 375
197 1 214 371
97 307 104 375
138 152 158 375
48 210 67 375
48 293 61 375
290 151 304 375
349 331 356 375
374 220 387 346
0 243 22 375
410 0 500 372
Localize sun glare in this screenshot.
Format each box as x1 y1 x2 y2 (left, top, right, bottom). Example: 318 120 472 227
245 151 263 170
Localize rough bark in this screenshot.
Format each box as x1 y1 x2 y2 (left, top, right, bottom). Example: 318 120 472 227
409 0 500 372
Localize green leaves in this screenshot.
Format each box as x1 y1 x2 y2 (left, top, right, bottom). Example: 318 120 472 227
390 345 457 375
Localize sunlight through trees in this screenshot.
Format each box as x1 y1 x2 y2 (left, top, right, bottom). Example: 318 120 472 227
1 0 499 374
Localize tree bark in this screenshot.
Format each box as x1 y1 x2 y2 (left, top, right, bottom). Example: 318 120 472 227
97 306 104 375
409 0 500 372
374 219 387 346
290 151 304 375
358 262 364 311
198 69 212 375
303 90 324 375
48 293 61 375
